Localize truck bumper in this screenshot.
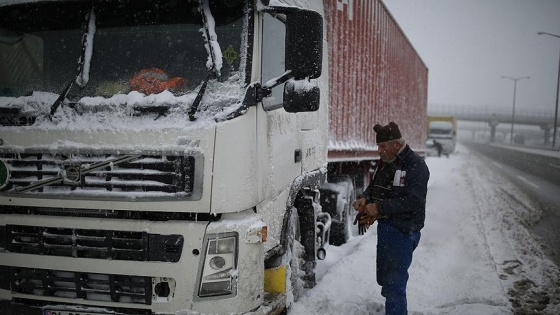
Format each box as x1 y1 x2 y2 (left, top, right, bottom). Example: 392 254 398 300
0 298 285 315
0 210 268 315
0 299 151 315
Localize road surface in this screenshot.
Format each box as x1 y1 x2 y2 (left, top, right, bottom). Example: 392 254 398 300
463 141 560 266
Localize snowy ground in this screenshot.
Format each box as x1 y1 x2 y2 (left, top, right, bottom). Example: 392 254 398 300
289 143 560 315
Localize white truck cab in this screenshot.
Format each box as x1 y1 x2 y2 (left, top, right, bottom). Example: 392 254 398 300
0 0 328 314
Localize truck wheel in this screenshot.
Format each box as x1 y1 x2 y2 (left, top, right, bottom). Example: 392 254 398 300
286 208 306 304
295 193 317 288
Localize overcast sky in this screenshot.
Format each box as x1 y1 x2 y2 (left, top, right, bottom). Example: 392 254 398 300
384 0 560 113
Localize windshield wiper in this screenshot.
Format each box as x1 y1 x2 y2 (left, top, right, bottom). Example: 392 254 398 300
188 0 221 121
200 0 222 79
49 6 96 120
188 73 211 121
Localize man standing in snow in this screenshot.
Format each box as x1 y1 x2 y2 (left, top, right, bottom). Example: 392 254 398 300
432 139 443 157
353 121 430 315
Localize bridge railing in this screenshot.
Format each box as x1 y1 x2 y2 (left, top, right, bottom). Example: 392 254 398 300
428 104 556 126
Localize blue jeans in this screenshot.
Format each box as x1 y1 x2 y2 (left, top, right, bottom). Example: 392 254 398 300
377 221 421 315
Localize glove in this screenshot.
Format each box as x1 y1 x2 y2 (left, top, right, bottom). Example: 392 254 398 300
353 212 375 235
352 197 366 212
358 221 368 235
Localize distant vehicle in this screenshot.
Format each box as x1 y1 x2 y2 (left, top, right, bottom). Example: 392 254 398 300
427 116 457 155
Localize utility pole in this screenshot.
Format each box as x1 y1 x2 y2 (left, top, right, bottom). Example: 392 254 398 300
502 76 530 144
538 32 560 148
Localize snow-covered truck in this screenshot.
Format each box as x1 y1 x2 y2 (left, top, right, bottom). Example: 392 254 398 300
0 0 427 314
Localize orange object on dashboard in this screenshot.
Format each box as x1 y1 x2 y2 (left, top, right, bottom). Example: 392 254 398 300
129 68 188 95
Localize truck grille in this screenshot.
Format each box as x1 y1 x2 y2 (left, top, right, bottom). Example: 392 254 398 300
3 225 184 262
1 266 152 305
0 150 201 199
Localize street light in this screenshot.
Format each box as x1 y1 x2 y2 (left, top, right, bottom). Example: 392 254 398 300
538 31 560 148
502 76 530 144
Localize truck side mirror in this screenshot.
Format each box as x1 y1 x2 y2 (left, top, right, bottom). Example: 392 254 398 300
284 10 322 112
283 80 320 113
284 9 323 80
258 5 323 112
259 5 323 80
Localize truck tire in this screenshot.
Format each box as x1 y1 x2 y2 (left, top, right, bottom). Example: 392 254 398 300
286 208 306 304
284 190 318 310
294 192 317 288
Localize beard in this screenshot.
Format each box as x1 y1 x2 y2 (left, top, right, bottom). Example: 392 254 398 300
380 153 396 163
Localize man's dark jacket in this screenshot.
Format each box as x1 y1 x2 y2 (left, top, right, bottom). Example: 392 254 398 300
360 144 430 233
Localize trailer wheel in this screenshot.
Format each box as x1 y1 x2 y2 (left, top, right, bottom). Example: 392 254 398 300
330 208 349 245
329 179 355 245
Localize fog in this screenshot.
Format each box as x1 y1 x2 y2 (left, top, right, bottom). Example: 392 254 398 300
385 0 560 112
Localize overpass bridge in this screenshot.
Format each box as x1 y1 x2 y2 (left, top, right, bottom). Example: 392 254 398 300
428 104 558 145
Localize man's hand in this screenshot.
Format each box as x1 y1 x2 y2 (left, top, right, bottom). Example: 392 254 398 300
354 212 376 235
353 197 366 212
358 213 376 225
353 201 379 235
364 203 379 217
353 212 370 235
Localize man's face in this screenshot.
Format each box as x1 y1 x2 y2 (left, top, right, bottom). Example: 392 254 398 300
377 140 401 162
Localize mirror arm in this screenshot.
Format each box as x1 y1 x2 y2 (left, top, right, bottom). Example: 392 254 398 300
245 71 296 106
263 71 293 90
243 83 271 106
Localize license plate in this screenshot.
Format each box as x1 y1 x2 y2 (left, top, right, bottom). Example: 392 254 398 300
43 309 114 315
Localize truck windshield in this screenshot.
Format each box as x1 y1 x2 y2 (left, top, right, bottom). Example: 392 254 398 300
429 123 453 135
0 0 247 102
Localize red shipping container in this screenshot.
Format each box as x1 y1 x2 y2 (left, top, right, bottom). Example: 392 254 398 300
325 0 428 161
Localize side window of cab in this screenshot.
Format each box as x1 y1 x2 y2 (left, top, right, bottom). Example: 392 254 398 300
261 13 285 110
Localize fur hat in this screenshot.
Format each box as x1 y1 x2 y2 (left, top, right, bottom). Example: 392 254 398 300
373 122 402 143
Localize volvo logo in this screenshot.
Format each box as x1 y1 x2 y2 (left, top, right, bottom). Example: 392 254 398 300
64 164 82 183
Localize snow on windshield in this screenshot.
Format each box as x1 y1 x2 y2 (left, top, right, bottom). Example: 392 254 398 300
0 0 249 130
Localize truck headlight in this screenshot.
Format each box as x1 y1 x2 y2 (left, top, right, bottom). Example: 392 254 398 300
198 233 238 298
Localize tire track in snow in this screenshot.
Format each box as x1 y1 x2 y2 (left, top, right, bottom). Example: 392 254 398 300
466 147 560 314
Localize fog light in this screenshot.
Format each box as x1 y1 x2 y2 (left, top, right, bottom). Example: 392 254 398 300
154 281 170 298
152 277 176 303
